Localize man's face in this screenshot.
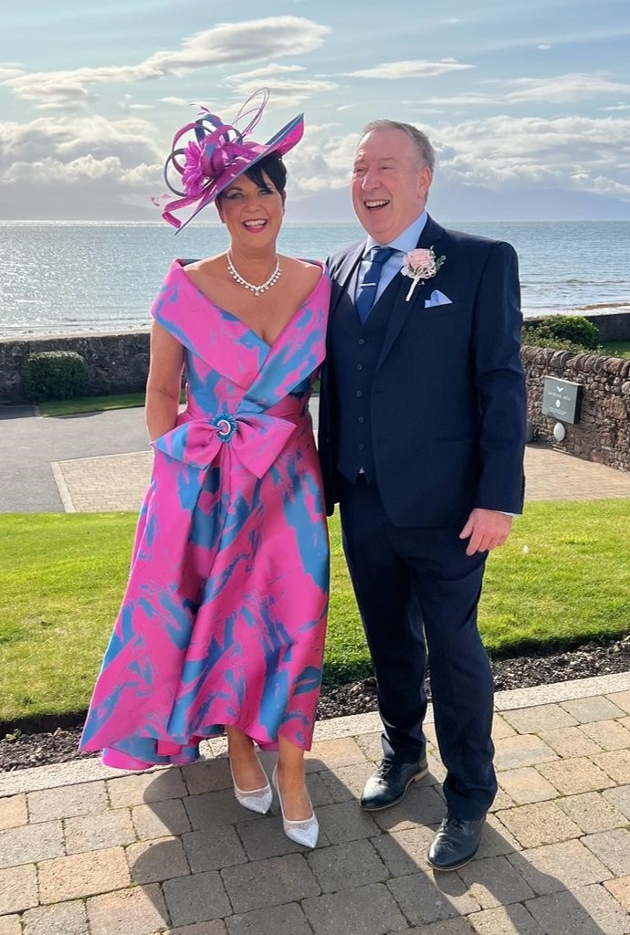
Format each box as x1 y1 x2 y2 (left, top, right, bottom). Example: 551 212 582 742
351 128 432 243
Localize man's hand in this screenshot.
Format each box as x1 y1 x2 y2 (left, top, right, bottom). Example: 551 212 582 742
459 509 513 556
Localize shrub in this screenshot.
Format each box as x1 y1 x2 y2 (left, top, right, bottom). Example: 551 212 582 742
21 350 89 402
521 327 593 355
523 314 601 353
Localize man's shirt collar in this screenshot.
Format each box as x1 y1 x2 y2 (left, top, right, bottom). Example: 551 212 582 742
364 211 428 258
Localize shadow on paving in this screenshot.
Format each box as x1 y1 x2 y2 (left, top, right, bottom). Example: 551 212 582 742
118 752 613 935
0 404 36 420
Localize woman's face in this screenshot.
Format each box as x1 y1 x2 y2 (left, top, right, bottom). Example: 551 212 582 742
217 171 285 253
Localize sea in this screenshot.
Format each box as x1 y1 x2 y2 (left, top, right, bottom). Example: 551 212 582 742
1 219 629 338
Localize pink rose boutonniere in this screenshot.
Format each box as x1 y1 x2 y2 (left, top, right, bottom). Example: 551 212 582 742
401 247 446 302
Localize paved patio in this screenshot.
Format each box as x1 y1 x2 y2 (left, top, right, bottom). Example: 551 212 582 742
1 674 630 935
3 400 630 512
50 443 630 513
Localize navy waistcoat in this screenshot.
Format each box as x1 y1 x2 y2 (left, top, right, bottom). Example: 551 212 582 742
329 282 399 483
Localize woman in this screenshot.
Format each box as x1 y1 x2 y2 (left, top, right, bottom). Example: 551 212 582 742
80 92 330 848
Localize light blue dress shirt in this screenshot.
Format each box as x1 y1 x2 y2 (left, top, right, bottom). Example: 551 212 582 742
355 211 428 303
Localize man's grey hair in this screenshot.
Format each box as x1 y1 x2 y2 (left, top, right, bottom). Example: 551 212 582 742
361 119 436 173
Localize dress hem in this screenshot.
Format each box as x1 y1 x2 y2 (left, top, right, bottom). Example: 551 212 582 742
86 720 314 772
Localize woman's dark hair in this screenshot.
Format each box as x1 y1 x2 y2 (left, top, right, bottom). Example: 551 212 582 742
220 152 287 199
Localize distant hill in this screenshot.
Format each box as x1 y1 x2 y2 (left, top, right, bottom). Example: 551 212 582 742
286 182 630 223
3 178 629 223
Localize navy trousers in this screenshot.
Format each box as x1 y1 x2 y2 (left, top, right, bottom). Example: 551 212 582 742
340 476 496 820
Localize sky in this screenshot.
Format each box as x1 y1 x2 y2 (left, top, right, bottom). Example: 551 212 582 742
1 0 630 222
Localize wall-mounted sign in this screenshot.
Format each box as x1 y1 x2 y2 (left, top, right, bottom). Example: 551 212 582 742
542 376 583 424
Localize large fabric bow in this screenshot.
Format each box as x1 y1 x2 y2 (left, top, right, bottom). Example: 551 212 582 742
152 412 296 479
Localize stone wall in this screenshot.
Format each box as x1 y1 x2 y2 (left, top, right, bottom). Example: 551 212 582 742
0 331 150 401
3 332 630 475
522 345 630 472
584 312 630 343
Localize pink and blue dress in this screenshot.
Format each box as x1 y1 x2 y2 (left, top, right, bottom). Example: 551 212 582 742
80 260 331 770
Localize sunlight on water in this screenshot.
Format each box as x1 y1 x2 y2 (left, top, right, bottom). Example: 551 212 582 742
1 220 629 337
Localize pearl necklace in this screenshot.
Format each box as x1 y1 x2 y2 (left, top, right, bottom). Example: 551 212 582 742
227 252 282 297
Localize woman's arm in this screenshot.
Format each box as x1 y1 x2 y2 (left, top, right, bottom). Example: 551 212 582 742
145 322 185 441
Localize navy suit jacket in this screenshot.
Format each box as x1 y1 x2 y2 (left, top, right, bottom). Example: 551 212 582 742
318 215 527 528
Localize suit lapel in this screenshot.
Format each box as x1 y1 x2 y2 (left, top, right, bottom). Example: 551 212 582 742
322 243 365 391
330 244 364 316
376 216 446 370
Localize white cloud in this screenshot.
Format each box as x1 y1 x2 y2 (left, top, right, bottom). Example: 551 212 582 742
119 94 154 112
225 64 306 82
423 93 499 106
538 44 552 51
6 154 124 185
589 175 630 197
285 128 360 192
3 17 331 110
504 73 630 103
0 116 164 218
307 122 343 132
431 114 630 197
0 116 161 173
1 153 162 219
284 113 630 201
159 97 191 107
0 64 24 81
425 74 630 108
222 63 332 108
223 76 337 109
345 60 474 80
3 94 630 217
601 103 630 112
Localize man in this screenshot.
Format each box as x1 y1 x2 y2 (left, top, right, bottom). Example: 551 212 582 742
318 120 526 871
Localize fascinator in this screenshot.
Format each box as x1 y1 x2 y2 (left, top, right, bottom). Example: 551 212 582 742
158 89 304 231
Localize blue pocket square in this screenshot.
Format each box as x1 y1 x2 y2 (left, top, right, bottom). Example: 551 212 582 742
424 290 452 308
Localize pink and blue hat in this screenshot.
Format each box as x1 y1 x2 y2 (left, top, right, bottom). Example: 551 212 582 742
158 89 304 231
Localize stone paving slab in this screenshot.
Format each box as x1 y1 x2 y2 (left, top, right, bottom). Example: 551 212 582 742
1 674 630 934
51 450 152 513
522 444 630 500
52 443 630 513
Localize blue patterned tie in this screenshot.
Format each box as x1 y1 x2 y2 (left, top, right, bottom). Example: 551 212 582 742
355 246 397 323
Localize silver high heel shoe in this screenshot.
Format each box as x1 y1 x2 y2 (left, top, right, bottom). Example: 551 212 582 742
272 765 319 848
230 759 272 815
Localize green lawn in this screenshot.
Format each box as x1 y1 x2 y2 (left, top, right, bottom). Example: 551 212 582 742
602 341 630 360
39 393 147 417
1 501 629 728
38 385 318 417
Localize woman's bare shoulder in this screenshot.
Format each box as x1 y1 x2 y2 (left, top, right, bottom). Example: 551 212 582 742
182 254 225 286
281 256 324 289
182 254 223 272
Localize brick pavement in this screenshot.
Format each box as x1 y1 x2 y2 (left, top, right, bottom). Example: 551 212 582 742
51 451 153 513
3 399 630 512
50 444 630 514
1 675 630 934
